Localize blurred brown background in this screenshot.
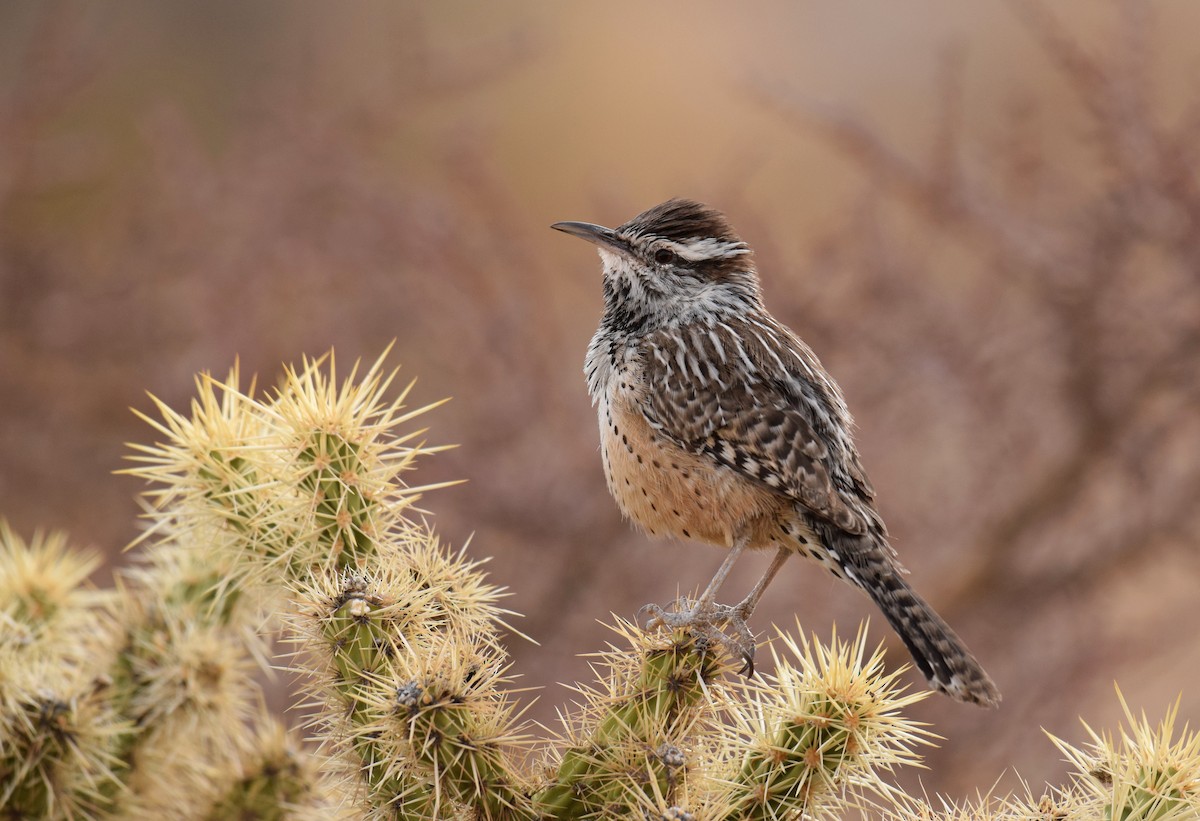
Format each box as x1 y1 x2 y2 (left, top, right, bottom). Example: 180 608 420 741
2 0 1198 801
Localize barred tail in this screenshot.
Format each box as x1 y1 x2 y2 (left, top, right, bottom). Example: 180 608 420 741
870 572 1000 707
821 531 1001 707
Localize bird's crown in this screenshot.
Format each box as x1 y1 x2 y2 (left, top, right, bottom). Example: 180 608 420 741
617 199 752 266
620 198 741 246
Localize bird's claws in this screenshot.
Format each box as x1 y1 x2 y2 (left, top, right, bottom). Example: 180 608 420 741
638 598 757 675
637 601 677 631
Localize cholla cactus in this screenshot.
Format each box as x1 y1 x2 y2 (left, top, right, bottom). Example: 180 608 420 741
712 625 933 820
0 525 125 819
194 716 329 821
0 525 105 657
288 542 530 819
1049 690 1200 821
534 621 733 818
877 690 1200 821
1 349 1196 820
127 350 532 819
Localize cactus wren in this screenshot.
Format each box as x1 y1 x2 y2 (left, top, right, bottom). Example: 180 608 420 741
553 198 1000 707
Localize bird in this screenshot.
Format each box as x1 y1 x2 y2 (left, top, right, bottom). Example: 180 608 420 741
551 198 1000 707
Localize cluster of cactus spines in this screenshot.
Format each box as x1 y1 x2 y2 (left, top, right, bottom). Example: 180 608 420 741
3 350 1198 820
534 620 732 818
98 479 275 818
287 545 529 819
711 624 933 820
0 524 125 819
874 689 1200 821
255 354 529 818
0 660 125 820
193 717 332 821
375 642 533 818
105 605 258 817
262 351 449 572
125 349 528 819
1047 689 1199 821
0 525 105 655
537 624 729 816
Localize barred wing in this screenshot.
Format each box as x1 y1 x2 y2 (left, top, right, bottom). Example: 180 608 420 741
640 317 877 536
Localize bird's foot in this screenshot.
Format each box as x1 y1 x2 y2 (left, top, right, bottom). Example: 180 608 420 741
638 599 757 675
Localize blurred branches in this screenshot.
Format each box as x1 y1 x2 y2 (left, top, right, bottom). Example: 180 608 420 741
752 0 1200 785
757 0 1200 611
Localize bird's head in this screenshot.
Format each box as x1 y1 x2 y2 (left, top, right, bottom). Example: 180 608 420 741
553 198 762 332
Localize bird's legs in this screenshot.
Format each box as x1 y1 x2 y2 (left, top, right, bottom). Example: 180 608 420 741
641 538 791 674
733 545 790 620
694 535 749 606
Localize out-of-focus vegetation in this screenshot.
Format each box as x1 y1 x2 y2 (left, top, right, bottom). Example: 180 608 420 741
1 0 1197 799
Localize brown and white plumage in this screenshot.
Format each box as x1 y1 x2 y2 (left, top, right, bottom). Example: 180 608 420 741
555 198 1000 707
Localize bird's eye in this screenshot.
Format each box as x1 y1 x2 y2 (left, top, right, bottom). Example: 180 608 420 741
653 248 677 265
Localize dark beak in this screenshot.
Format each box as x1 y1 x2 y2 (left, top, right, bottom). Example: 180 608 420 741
551 221 633 257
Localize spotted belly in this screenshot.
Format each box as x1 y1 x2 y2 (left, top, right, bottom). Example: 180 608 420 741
597 391 785 549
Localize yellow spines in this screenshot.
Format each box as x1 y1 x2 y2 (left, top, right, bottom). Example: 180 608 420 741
712 623 933 820
5 350 1198 819
287 531 530 820
0 524 124 819
535 620 734 819
1048 688 1200 821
